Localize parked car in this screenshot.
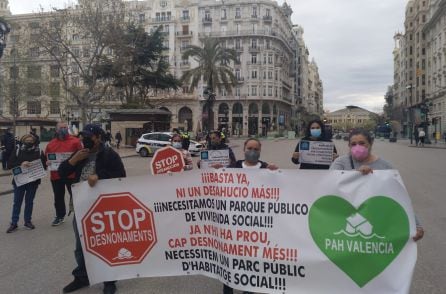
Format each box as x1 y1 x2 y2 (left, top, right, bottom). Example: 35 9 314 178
136 132 173 157
188 140 204 157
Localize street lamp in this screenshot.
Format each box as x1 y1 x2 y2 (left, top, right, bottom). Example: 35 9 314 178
0 18 10 59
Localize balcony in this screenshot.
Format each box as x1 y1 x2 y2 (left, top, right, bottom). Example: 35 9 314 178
248 46 261 53
180 46 190 52
263 15 272 22
236 77 245 83
180 61 190 68
235 14 242 20
202 17 212 24
251 15 258 19
180 16 190 22
176 31 193 38
152 17 173 23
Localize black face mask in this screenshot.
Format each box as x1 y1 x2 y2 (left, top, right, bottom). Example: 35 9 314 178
23 142 35 150
82 137 95 149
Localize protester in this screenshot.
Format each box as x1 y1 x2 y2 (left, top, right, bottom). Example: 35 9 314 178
291 119 337 169
6 134 45 233
1 128 15 170
30 128 40 146
114 130 122 149
330 128 424 241
59 124 126 294
44 121 83 226
171 133 193 171
199 130 236 168
414 127 419 147
223 138 277 294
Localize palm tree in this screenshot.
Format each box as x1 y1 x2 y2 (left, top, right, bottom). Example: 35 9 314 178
181 37 237 131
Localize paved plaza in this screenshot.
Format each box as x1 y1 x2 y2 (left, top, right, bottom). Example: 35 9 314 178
0 138 444 293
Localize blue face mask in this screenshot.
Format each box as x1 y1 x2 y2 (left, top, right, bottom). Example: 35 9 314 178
310 128 322 138
57 128 69 139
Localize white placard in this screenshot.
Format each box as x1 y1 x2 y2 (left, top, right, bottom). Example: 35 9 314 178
47 152 73 171
299 141 334 165
200 149 230 168
12 159 46 187
73 170 417 293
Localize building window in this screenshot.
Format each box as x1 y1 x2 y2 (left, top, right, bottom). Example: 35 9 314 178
235 69 241 79
251 70 257 79
83 48 90 58
27 101 41 114
50 82 60 97
263 86 266 96
251 39 257 49
72 34 79 41
268 86 273 96
29 47 40 58
265 9 270 17
139 13 145 23
221 8 226 19
251 54 257 64
50 65 60 78
50 101 60 114
9 100 18 115
221 88 227 96
268 71 273 79
205 10 211 20
252 6 257 18
27 66 41 79
182 10 189 20
9 66 19 79
235 87 241 97
235 39 241 49
235 7 241 18
27 83 42 97
73 47 80 57
251 86 257 96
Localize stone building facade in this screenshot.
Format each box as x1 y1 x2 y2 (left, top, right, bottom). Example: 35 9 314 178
0 0 323 138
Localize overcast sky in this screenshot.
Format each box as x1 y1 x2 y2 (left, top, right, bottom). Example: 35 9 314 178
8 0 408 113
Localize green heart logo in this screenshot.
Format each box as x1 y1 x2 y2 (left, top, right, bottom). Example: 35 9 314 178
308 195 410 287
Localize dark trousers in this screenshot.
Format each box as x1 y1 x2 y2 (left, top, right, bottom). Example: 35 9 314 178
11 181 39 225
2 151 11 170
72 216 116 288
51 179 73 219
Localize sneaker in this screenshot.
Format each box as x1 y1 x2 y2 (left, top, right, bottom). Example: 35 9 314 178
24 222 35 230
6 224 18 233
52 217 65 226
63 277 90 293
103 281 117 294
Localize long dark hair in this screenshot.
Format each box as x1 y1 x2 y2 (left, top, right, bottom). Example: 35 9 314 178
348 129 374 145
305 119 327 139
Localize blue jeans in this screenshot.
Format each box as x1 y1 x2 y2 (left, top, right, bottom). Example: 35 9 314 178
11 181 39 225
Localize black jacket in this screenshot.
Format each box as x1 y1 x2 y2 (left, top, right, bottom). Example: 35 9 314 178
291 136 337 170
58 144 126 182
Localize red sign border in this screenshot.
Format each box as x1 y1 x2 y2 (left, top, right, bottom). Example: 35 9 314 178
150 146 185 175
81 192 157 266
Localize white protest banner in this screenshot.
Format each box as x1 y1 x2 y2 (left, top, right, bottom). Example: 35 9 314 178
200 149 230 168
73 170 417 293
47 152 72 171
299 141 334 165
12 159 46 187
151 146 185 175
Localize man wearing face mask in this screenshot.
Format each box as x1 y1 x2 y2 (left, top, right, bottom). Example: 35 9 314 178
58 124 126 294
291 119 337 169
45 122 83 226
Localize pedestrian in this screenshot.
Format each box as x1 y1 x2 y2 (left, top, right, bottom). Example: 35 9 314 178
59 124 126 294
6 134 45 233
329 128 424 242
114 130 122 149
1 128 15 170
104 130 112 147
223 138 278 294
291 119 338 169
44 121 83 226
443 131 446 144
171 133 193 171
418 129 426 147
199 130 236 168
414 127 419 147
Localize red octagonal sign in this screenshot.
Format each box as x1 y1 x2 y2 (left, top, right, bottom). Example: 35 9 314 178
151 146 185 175
82 192 157 266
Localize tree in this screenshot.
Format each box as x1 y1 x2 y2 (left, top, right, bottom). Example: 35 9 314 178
180 37 237 130
36 0 126 126
0 16 10 59
98 25 180 108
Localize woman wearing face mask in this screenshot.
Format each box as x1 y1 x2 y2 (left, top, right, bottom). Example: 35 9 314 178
291 119 337 169
171 133 193 171
330 128 424 241
223 138 277 294
6 134 46 233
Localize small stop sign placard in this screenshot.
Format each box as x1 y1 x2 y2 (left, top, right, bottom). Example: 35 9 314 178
82 192 157 266
151 146 185 175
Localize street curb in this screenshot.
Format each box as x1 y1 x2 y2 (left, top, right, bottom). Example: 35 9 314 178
0 189 13 196
120 154 138 159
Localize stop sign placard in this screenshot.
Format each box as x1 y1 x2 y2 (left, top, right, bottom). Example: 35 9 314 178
82 192 157 266
151 146 185 175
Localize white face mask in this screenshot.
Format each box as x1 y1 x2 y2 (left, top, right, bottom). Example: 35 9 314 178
172 142 182 149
